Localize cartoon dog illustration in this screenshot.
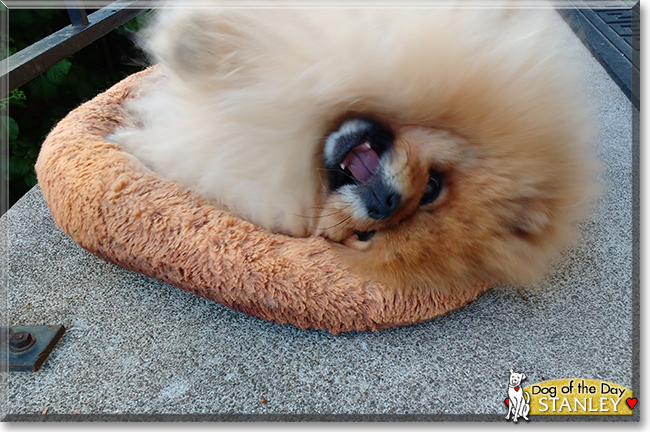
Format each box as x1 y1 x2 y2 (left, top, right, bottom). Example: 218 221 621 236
505 369 530 422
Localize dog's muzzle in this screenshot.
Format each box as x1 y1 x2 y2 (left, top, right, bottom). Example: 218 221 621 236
358 177 401 220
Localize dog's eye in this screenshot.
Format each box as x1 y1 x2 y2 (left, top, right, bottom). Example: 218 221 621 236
420 171 443 205
354 230 376 242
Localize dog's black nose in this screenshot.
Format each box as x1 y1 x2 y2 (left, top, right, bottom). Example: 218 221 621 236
362 182 401 220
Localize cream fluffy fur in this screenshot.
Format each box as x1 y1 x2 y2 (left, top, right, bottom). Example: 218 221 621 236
114 7 597 291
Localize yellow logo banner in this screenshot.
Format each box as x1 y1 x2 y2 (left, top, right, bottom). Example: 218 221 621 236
524 379 634 415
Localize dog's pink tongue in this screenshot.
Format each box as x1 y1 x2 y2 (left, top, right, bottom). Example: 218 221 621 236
341 142 380 183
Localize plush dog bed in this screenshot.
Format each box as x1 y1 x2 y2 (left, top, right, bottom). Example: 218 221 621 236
35 69 491 334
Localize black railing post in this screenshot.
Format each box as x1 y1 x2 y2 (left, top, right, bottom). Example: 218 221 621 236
0 0 149 98
65 0 90 27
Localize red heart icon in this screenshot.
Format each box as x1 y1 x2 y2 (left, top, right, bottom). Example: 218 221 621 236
626 398 637 410
505 398 509 406
515 386 520 391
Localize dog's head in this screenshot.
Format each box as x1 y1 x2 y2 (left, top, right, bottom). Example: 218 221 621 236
317 107 596 292
509 369 527 387
318 116 447 246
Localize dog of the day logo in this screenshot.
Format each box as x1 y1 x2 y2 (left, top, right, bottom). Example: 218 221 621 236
505 369 530 422
504 372 636 420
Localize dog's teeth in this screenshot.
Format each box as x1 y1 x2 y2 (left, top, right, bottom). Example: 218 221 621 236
364 142 372 149
340 163 346 170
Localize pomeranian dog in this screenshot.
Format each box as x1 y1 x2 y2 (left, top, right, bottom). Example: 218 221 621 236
113 7 597 293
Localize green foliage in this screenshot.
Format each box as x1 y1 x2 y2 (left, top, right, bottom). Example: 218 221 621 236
0 89 26 111
6 9 151 209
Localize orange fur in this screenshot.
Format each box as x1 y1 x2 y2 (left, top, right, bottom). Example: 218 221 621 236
332 124 596 292
114 7 598 294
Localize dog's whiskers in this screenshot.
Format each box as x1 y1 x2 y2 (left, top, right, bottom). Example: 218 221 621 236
318 167 358 183
320 214 353 232
291 208 347 219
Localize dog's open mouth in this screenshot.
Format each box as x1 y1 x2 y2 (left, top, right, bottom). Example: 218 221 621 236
339 141 380 183
339 144 380 243
325 117 394 191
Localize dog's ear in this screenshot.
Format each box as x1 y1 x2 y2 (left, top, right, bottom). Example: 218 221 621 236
510 199 553 239
145 9 258 86
522 373 526 381
509 368 514 374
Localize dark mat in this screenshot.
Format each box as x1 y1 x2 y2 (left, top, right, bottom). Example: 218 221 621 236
558 2 640 109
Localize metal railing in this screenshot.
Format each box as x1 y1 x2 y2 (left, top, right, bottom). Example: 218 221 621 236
0 0 149 98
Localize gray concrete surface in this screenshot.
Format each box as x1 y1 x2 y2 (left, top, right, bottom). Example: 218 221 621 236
0 11 636 420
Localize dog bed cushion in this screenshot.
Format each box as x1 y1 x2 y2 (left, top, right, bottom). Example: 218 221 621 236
35 69 491 334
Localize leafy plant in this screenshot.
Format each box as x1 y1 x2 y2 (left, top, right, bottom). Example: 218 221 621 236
0 89 26 111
